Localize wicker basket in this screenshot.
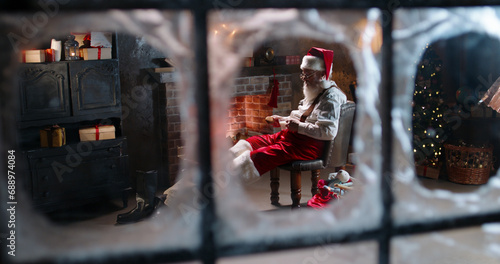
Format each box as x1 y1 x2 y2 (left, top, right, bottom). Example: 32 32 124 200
444 144 493 185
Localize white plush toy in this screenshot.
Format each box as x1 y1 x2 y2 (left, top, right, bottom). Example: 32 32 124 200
325 170 353 196
327 169 351 184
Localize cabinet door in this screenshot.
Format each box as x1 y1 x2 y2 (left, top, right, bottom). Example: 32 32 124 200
69 60 121 116
18 63 70 121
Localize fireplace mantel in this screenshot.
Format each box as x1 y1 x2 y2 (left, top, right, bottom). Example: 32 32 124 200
148 65 300 83
238 64 300 77
147 68 177 84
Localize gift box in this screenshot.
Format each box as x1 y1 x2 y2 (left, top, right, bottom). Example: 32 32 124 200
416 165 440 179
80 47 112 60
25 50 46 63
285 55 300 65
79 125 115 141
40 125 66 147
90 31 113 48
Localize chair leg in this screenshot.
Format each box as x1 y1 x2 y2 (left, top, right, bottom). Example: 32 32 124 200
270 167 280 205
311 169 320 196
290 170 301 209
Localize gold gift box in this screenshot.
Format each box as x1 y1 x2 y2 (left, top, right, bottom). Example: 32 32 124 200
40 125 66 147
79 125 115 142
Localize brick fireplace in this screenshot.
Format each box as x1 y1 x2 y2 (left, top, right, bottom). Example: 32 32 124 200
227 74 294 139
153 71 294 186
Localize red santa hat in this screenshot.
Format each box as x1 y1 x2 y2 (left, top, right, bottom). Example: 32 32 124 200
300 47 334 80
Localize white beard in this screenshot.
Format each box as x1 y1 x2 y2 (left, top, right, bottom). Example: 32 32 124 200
303 82 323 103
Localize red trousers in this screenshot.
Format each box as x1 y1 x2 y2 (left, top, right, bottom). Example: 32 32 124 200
246 129 326 175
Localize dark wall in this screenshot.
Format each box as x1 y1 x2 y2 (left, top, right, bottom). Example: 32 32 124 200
117 33 167 189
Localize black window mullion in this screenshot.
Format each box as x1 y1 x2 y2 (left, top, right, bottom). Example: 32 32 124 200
194 5 218 264
379 13 395 264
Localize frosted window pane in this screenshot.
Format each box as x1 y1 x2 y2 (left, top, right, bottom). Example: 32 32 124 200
219 240 378 264
393 7 500 224
0 10 200 262
208 9 383 246
391 224 500 264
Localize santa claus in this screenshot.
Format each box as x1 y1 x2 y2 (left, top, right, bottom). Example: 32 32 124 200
231 47 347 182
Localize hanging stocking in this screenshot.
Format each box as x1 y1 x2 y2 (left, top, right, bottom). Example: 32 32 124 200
267 68 280 108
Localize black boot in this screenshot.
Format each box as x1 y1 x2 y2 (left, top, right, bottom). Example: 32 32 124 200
116 170 159 224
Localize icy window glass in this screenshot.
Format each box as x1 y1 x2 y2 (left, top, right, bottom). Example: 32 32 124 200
207 9 384 247
392 223 500 263
220 240 378 264
393 7 500 224
0 10 201 263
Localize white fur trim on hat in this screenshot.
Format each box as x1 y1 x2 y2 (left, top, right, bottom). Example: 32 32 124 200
300 55 325 72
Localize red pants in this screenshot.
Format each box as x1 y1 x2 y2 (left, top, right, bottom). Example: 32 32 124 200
246 129 326 175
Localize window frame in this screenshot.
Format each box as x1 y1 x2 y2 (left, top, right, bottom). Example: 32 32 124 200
2 1 500 264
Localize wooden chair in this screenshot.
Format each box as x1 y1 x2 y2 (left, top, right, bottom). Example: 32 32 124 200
269 101 356 208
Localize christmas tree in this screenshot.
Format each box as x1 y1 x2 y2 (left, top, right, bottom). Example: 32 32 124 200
412 44 450 168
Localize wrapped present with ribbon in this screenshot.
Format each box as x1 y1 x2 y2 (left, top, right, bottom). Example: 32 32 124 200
80 46 112 60
416 164 441 179
90 31 112 48
40 125 66 147
79 125 115 142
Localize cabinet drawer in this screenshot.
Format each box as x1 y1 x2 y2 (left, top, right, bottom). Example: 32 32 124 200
32 155 128 206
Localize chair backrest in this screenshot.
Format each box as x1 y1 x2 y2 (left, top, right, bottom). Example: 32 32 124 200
322 101 356 168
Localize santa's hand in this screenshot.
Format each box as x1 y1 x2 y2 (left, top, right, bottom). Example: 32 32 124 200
287 119 300 132
265 115 282 127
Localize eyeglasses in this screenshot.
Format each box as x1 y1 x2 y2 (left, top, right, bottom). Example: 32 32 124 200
300 71 316 79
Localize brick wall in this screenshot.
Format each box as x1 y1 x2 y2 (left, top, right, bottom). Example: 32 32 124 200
160 73 294 186
228 74 293 137
158 81 183 185
228 94 274 135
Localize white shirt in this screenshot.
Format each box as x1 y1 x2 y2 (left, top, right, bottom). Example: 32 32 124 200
288 86 347 141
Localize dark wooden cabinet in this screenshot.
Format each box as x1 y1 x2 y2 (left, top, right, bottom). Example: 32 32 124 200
18 59 122 126
17 51 130 212
25 138 129 212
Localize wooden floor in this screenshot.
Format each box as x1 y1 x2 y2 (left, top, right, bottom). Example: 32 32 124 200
39 165 499 264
